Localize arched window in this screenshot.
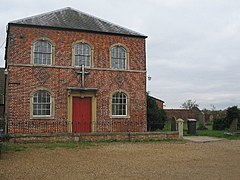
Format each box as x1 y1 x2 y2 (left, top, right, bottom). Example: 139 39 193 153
32 90 51 116
74 43 91 67
33 40 52 65
111 46 126 69
112 92 127 116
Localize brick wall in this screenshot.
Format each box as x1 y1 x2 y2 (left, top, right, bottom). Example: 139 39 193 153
165 109 200 121
9 132 179 143
6 25 147 134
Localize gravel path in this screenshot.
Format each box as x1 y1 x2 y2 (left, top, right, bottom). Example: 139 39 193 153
0 140 240 180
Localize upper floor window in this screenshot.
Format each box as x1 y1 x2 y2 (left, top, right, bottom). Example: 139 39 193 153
112 92 128 116
111 46 126 69
74 43 91 67
33 40 52 65
32 90 51 117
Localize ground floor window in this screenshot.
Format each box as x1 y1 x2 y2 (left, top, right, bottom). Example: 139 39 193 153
112 92 127 116
32 90 51 117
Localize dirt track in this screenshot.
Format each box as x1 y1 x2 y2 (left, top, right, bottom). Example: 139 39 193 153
0 140 240 180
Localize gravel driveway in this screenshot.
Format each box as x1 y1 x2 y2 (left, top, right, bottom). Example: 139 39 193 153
0 140 240 180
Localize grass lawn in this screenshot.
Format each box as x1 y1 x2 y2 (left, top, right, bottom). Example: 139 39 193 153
1 139 185 153
196 129 240 139
189 121 240 139
1 141 97 153
164 120 240 140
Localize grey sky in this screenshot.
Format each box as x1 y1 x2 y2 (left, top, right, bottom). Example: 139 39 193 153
0 0 239 110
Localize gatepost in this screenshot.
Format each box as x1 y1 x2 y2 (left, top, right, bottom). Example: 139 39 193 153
176 118 184 138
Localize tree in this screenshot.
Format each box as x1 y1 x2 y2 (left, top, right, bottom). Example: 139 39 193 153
147 94 167 131
210 104 216 111
212 106 240 130
225 106 240 129
181 99 199 110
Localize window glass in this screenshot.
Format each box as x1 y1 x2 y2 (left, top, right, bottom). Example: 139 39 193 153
112 92 127 116
74 43 91 67
33 40 52 65
33 90 51 116
111 46 126 69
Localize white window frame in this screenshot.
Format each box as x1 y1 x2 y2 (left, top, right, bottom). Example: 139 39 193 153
32 90 52 117
33 40 52 65
111 92 128 117
111 46 127 70
74 42 91 67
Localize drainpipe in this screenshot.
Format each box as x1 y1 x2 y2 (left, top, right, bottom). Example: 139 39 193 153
4 24 10 134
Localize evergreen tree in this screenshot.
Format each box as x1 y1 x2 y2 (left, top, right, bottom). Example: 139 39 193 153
147 95 167 131
226 106 240 128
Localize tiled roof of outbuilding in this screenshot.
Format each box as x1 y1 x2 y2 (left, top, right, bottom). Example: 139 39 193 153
10 7 147 38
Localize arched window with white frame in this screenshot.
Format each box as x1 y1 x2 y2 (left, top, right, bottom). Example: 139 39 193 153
112 92 128 116
32 90 52 117
74 42 91 67
33 40 52 65
111 45 127 69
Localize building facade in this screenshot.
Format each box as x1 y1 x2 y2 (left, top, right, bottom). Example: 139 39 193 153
4 8 147 134
149 96 164 109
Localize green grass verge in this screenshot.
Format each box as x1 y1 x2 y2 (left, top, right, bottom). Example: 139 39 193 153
174 120 240 140
1 141 96 153
1 142 29 152
1 139 185 153
196 130 240 140
196 130 225 137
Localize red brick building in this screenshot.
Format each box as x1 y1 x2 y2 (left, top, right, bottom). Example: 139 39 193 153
4 7 147 134
165 108 200 121
149 96 164 109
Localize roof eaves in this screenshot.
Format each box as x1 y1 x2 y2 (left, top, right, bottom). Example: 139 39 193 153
149 95 165 103
8 23 148 38
9 7 147 38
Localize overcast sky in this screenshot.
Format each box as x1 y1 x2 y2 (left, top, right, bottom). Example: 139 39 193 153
0 0 240 110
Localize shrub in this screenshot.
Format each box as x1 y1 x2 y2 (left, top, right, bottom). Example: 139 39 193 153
212 118 227 130
3 134 11 142
212 106 240 130
147 95 167 131
197 124 208 130
225 106 240 129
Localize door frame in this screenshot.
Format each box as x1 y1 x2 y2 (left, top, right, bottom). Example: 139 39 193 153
72 97 92 133
67 90 97 133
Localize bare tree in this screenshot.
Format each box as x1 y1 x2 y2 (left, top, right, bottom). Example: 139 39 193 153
181 99 199 110
210 104 216 111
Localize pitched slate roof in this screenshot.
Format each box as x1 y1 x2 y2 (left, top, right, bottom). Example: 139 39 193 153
9 7 147 38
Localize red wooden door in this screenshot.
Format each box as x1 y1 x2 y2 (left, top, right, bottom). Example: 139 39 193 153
72 97 92 133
